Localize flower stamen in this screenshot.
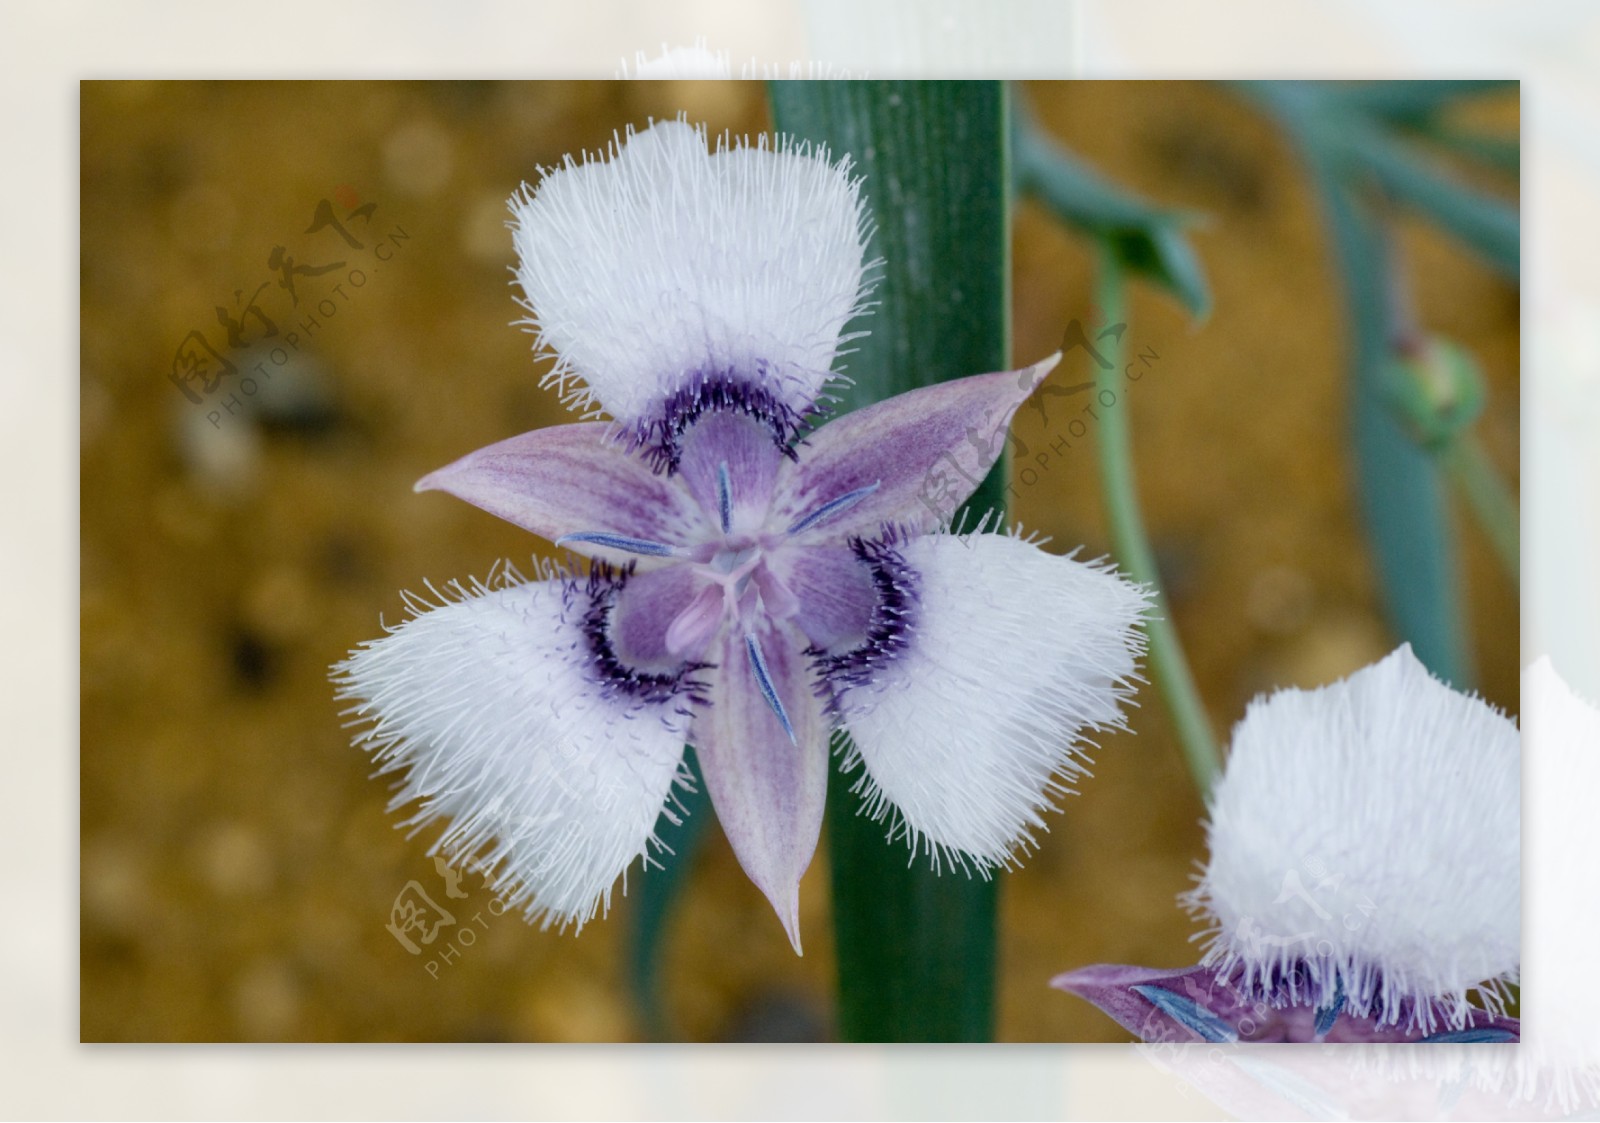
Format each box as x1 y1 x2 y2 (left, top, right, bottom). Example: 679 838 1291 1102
716 460 734 535
786 480 881 535
745 631 797 744
555 532 688 559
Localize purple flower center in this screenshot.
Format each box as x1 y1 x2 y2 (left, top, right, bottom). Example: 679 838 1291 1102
559 396 910 737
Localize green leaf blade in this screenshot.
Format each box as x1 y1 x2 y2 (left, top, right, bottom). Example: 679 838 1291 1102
1317 169 1474 689
626 746 713 1041
769 78 1010 1043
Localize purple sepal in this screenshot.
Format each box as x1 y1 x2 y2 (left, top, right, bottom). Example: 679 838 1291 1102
691 621 827 955
1051 963 1522 1044
770 356 1058 542
415 422 706 561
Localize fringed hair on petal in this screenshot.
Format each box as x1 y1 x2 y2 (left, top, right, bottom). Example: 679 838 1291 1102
832 529 1152 874
508 117 877 427
831 729 1023 880
1180 645 1521 1035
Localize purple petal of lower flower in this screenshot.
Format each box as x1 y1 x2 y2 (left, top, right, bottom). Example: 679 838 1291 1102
1051 963 1522 1043
692 621 827 953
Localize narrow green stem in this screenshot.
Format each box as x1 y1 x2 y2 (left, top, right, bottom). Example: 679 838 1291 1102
1442 433 1520 584
1091 241 1222 799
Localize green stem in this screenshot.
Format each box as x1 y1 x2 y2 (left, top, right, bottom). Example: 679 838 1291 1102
770 79 1009 1043
1442 433 1520 584
1090 241 1222 799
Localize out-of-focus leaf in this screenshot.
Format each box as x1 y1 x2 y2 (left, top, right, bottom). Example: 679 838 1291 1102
1314 159 1474 689
1241 81 1519 281
1245 83 1473 684
1408 123 1520 178
1325 80 1516 123
1443 432 1520 585
1013 99 1210 319
1338 122 1519 280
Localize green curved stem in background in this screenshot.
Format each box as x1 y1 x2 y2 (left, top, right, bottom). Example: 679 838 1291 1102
1089 241 1222 800
1444 433 1520 585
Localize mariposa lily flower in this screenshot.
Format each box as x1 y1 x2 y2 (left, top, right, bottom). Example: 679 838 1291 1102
335 120 1149 953
1054 645 1521 1042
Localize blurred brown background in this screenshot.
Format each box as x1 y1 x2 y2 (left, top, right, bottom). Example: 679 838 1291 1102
79 80 1518 1042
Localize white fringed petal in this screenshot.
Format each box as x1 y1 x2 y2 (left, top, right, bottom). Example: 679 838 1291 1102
510 119 871 425
619 43 733 79
836 531 1150 871
333 569 692 930
1520 657 1600 1109
1185 645 1520 1033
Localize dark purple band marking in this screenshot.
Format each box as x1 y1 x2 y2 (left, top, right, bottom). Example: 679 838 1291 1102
569 564 709 708
809 530 918 713
631 368 808 475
